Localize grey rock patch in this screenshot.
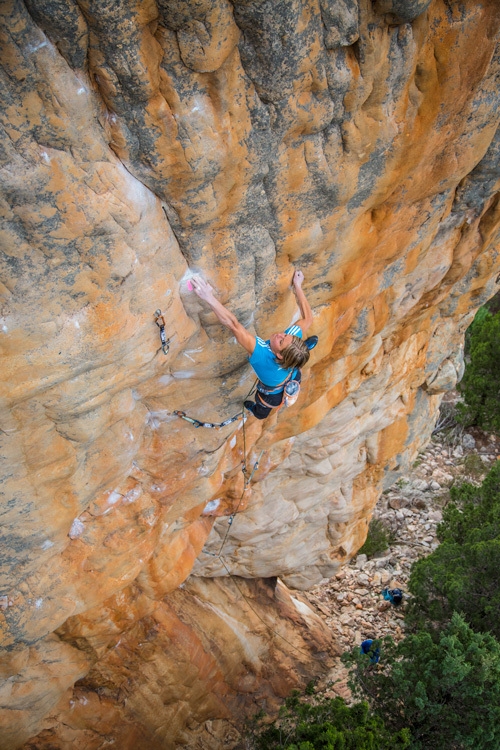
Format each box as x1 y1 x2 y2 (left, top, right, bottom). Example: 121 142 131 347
462 434 476 449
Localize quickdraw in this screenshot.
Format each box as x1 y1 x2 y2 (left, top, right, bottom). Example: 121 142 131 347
154 309 170 355
173 410 243 429
173 381 257 430
244 449 264 484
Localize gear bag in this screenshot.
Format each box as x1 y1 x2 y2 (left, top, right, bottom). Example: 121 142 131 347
283 378 300 407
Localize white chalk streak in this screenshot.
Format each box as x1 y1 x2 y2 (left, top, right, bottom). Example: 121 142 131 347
203 498 220 514
69 518 85 539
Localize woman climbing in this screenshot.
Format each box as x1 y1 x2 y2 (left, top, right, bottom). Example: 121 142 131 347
190 270 314 419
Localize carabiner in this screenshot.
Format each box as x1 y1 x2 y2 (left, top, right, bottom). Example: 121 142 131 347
154 309 170 355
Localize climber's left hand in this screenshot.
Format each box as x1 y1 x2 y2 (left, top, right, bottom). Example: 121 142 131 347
293 269 304 288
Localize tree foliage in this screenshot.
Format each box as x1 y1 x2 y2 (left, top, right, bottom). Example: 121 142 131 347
457 306 500 433
358 517 395 558
247 465 500 750
248 690 410 749
344 613 500 750
406 462 500 637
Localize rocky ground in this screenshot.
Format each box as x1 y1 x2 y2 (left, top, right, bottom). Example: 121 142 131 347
306 409 500 697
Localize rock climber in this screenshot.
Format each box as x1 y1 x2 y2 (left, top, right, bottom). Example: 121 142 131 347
190 270 314 419
382 587 403 606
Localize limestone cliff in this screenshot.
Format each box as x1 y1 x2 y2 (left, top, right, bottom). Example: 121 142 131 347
1 0 500 747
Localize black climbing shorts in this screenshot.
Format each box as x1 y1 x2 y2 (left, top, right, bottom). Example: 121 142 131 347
254 389 284 419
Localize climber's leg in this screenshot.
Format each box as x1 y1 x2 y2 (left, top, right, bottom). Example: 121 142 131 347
244 400 269 419
245 390 283 419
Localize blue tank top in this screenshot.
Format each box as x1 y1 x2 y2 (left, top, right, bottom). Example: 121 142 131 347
248 325 302 387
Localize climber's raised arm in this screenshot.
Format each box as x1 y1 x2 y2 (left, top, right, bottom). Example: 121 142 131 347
189 270 316 421
190 276 256 354
292 270 313 335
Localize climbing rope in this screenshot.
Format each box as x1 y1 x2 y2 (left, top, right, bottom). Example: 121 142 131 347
174 380 259 551
201 452 322 658
174 379 257 430
216 449 264 557
217 556 321 659
181 377 262 559
175 389 319 659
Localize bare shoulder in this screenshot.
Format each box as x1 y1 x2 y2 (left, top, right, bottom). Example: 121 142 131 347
295 319 312 335
233 321 256 354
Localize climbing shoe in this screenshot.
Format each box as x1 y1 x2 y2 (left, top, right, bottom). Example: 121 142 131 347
305 335 318 350
244 401 256 415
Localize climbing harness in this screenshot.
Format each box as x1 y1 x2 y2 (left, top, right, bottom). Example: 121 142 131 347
154 309 170 355
256 380 290 396
256 379 291 397
255 372 300 411
253 335 318 411
173 410 243 430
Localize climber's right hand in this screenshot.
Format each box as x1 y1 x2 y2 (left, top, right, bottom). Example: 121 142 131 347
190 275 214 302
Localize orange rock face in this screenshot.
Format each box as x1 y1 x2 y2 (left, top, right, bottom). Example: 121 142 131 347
1 0 500 747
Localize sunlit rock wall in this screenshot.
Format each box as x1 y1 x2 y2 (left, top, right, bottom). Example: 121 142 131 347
1 0 500 747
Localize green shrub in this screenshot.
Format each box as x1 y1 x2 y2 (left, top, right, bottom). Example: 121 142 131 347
247 690 410 749
462 452 486 478
406 462 500 637
457 306 500 434
344 613 500 750
247 462 500 750
358 518 394 558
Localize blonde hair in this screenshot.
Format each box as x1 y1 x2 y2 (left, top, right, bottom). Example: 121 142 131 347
280 336 310 370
